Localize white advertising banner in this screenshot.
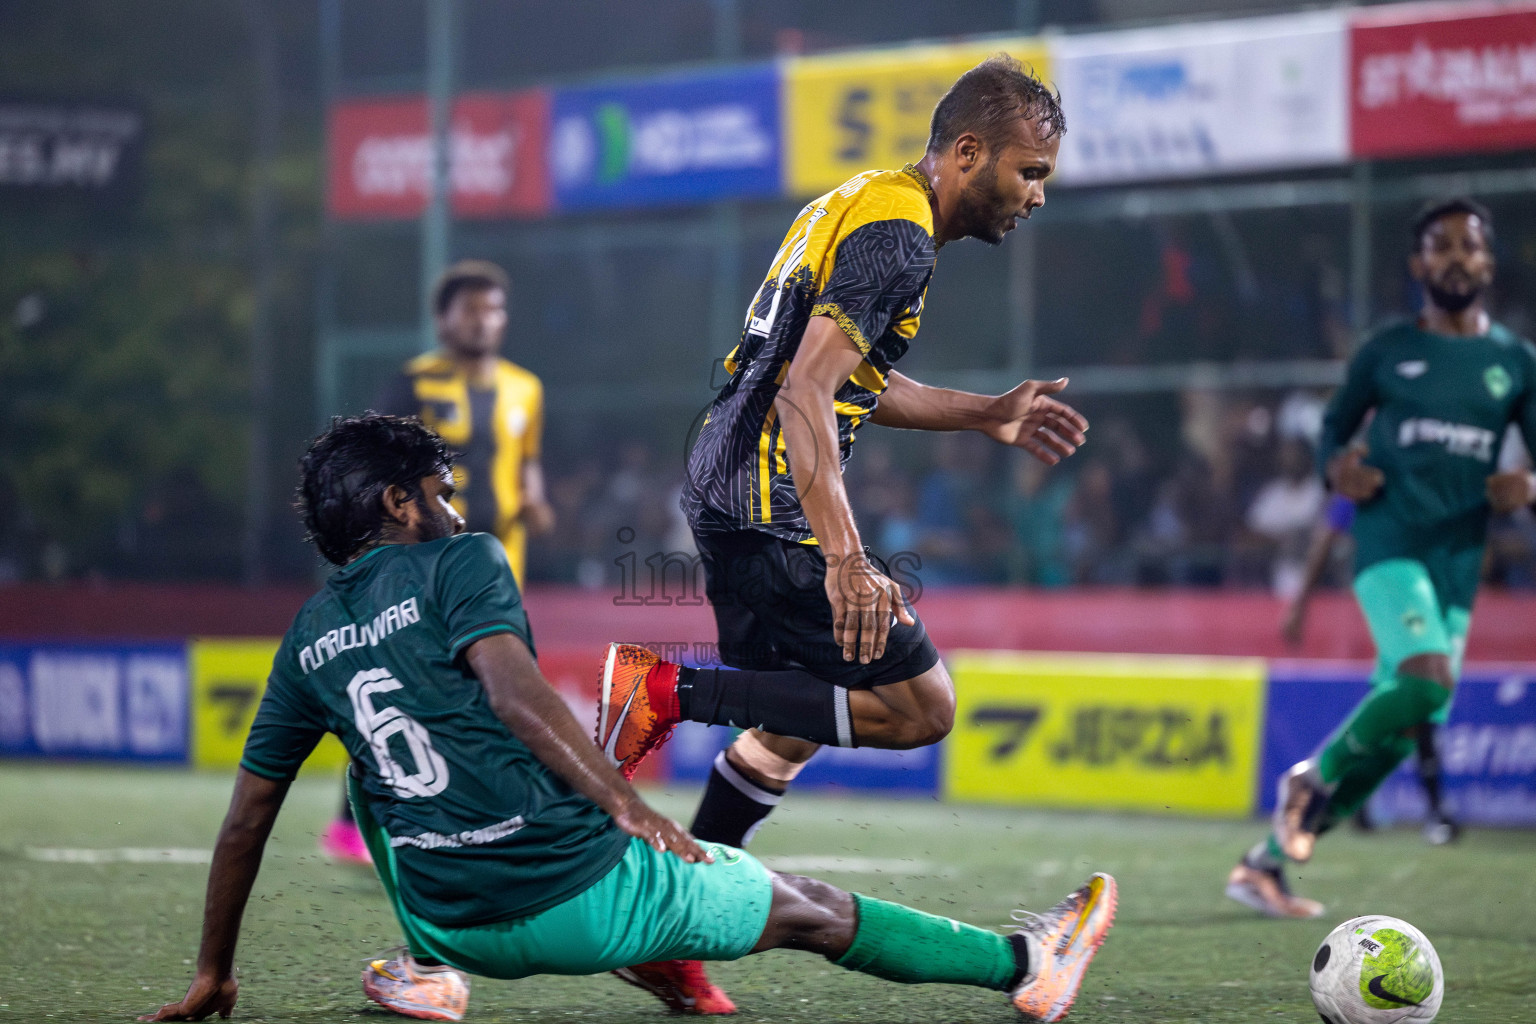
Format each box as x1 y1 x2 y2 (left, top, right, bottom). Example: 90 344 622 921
1050 11 1349 185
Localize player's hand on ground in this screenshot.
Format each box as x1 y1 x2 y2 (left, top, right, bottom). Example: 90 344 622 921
613 800 714 864
1327 449 1384 502
825 551 916 664
1485 470 1536 514
139 974 237 1021
980 378 1088 465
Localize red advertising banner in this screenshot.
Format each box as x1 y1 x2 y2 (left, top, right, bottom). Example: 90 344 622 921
1351 2 1536 158
328 90 550 219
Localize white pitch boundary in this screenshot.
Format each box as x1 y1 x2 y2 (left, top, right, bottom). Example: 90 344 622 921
761 855 939 875
25 847 212 864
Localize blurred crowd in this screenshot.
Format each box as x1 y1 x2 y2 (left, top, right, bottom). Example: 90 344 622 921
526 386 1536 595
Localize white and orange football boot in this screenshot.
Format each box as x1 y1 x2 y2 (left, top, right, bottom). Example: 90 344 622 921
613 959 737 1015
1009 872 1118 1022
361 952 469 1021
595 643 683 780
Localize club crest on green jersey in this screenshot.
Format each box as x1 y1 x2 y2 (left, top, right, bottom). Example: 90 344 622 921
1485 364 1512 400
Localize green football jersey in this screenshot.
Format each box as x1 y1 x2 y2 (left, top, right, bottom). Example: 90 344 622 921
1319 319 1536 606
240 532 628 928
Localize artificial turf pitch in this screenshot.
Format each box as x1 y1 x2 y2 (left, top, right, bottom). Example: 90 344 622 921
2 764 1533 1023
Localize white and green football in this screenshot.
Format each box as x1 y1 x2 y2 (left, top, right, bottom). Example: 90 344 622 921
1309 916 1443 1024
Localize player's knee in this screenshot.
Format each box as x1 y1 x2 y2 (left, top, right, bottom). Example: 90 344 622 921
1398 652 1454 690
761 873 854 956
883 705 952 749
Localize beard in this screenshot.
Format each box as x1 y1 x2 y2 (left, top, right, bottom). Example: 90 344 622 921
415 498 462 542
953 158 1016 246
1424 269 1483 314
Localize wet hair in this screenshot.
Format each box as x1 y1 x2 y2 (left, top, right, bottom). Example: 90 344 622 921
432 258 510 316
1410 197 1494 252
295 414 454 565
926 54 1066 156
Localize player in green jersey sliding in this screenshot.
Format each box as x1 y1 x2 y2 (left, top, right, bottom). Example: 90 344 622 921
1227 198 1536 919
141 414 1116 1024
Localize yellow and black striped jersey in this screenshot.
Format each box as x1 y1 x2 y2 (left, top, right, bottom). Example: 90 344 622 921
682 164 937 542
377 353 543 584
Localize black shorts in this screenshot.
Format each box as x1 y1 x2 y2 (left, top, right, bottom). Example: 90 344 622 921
694 528 939 690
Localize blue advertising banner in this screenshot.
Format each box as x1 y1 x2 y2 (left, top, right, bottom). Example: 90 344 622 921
0 642 188 762
666 722 939 794
549 65 781 211
1261 667 1536 826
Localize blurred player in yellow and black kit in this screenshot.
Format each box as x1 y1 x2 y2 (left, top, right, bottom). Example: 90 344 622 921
319 259 555 868
378 259 555 583
594 56 1092 1014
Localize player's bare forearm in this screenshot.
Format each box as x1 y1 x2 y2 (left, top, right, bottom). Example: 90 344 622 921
519 460 555 535
196 770 286 976
778 316 915 661
777 316 869 559
1283 522 1340 646
465 634 709 861
869 371 996 431
469 634 642 812
143 770 287 1020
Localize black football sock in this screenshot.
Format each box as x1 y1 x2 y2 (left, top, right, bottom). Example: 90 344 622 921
677 667 855 747
1414 723 1445 817
690 750 786 847
339 783 355 823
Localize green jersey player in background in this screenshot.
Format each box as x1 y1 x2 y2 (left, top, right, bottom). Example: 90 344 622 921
1227 198 1536 919
141 414 1117 1024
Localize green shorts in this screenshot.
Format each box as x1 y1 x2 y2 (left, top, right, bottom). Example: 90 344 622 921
1353 558 1469 725
350 783 774 979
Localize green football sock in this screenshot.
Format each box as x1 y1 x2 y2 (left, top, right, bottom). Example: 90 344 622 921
834 893 1023 991
1246 835 1285 869
1316 734 1415 836
1317 673 1450 784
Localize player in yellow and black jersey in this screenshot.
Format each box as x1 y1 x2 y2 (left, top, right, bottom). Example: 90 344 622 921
682 164 939 539
602 56 1094 1011
377 260 554 588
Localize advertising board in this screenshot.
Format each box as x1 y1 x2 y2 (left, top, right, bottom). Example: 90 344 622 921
328 90 551 219
782 39 1048 197
1262 666 1536 825
665 721 938 793
187 639 348 772
0 99 144 200
1051 11 1349 184
0 642 186 761
946 651 1266 816
550 65 780 210
1351 2 1536 158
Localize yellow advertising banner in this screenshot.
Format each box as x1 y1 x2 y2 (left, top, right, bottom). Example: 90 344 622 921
946 651 1266 817
783 38 1051 197
188 638 348 772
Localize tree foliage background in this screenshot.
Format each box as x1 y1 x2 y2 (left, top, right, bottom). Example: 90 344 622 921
0 0 321 582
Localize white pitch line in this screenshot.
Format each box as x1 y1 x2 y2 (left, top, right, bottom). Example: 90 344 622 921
761 855 939 875
25 847 212 864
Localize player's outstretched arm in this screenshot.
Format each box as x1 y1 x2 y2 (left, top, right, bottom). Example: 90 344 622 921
871 371 1087 465
777 316 915 664
140 769 290 1021
1281 521 1341 647
464 633 711 863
